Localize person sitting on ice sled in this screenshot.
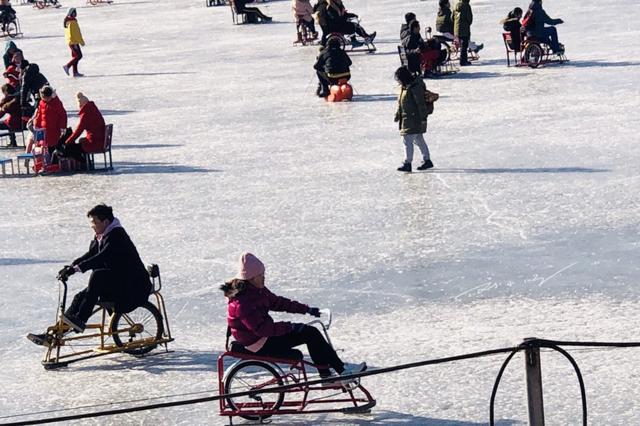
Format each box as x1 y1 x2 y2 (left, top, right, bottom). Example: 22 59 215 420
522 0 564 54
221 252 367 382
402 20 443 77
235 0 272 23
28 204 153 346
313 36 352 98
325 0 376 48
292 0 317 43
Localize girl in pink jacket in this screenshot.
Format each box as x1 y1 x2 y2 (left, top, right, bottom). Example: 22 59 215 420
221 252 366 381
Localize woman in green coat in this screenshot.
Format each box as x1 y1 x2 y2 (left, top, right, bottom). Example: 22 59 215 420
394 67 433 173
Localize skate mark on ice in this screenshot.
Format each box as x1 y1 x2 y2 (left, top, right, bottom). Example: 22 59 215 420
534 262 579 287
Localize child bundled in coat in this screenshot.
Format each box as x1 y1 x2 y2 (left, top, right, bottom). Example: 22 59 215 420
313 36 352 97
63 8 85 77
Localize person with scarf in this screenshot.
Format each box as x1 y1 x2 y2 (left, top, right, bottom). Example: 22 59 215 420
28 205 152 345
62 8 85 78
222 252 366 383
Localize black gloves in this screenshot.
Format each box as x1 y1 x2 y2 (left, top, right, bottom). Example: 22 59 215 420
57 265 76 281
307 307 321 317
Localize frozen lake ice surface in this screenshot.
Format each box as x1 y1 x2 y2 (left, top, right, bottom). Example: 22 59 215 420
1 0 639 424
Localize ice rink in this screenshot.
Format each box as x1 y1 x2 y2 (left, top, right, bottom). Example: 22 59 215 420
1 0 639 424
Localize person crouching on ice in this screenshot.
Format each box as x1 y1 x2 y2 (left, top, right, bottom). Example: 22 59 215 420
221 252 366 381
28 204 153 346
313 36 351 98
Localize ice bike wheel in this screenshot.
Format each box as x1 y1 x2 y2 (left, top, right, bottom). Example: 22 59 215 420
5 21 18 38
224 360 285 421
110 301 164 355
524 43 543 68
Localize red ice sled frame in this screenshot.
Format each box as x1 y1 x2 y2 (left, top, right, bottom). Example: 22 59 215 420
217 350 376 420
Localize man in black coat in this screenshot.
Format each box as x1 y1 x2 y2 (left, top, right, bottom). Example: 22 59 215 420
313 36 352 97
28 205 152 344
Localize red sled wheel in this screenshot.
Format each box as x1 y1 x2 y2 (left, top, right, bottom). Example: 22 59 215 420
224 360 285 421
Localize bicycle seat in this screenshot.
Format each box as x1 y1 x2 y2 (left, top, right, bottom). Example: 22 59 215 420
230 341 303 361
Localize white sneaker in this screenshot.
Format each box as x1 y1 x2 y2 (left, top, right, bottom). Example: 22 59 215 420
340 362 367 386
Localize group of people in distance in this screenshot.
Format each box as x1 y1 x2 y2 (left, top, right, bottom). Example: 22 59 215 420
401 0 484 76
0 8 106 170
501 0 564 54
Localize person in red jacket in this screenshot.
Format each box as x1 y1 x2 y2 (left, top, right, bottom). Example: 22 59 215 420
60 92 105 161
32 85 67 153
0 83 22 146
3 51 27 90
221 252 366 382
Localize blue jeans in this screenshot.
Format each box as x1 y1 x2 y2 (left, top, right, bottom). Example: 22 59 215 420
534 26 560 52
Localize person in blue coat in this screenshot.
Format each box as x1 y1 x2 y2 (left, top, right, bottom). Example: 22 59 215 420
523 0 564 53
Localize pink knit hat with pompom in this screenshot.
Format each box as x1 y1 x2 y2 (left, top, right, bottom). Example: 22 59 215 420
236 252 265 280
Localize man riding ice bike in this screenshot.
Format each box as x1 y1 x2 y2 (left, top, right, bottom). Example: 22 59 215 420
28 204 152 346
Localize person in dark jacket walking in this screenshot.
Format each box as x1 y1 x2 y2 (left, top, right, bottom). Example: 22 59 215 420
394 67 433 172
28 205 153 344
523 0 563 53
20 63 48 117
313 36 352 97
222 252 366 381
501 7 523 51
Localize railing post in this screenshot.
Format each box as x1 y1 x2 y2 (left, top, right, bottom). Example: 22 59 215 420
524 338 545 426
